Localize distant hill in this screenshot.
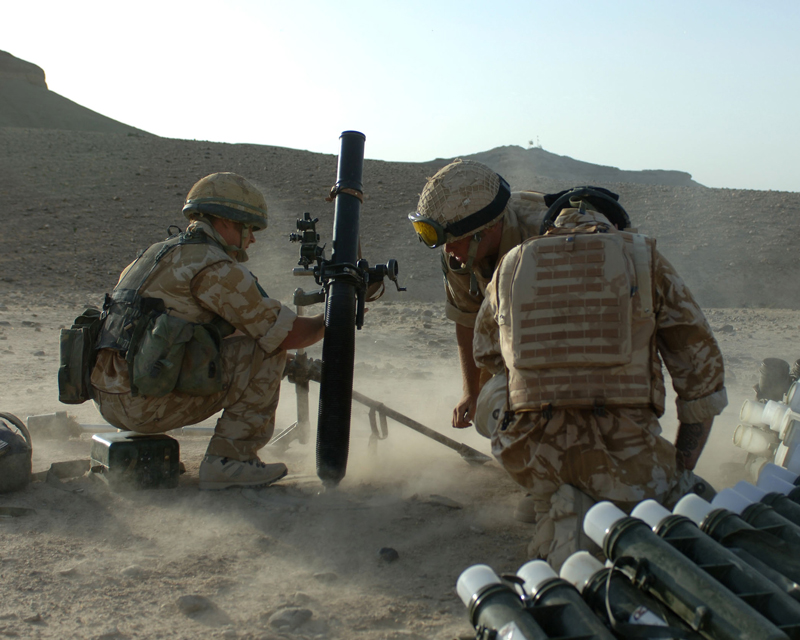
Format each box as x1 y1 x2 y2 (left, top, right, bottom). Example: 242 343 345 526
467 145 701 188
0 50 148 135
2 51 799 310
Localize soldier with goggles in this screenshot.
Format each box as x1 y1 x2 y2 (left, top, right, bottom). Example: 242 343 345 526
408 159 550 434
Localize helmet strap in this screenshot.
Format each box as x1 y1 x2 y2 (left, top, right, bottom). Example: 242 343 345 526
462 232 482 296
200 216 251 263
240 224 252 250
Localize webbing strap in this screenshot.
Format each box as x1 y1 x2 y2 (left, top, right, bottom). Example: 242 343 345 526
631 234 653 316
113 229 213 301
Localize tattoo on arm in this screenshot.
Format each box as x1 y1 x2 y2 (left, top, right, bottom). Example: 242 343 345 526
676 422 703 454
675 422 705 469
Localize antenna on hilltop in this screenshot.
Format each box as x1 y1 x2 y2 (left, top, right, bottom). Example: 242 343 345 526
527 137 543 150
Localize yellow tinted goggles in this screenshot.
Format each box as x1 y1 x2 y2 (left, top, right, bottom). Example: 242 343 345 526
408 213 448 248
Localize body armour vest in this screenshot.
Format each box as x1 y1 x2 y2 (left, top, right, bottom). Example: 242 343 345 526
495 225 664 414
97 228 233 354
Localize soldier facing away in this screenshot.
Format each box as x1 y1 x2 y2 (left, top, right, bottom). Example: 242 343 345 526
91 172 324 489
472 188 728 569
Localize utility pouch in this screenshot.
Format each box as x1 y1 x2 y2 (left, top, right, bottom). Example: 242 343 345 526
130 313 195 397
58 307 104 404
175 323 225 396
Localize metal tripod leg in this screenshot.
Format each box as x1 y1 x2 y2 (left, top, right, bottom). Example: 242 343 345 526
269 295 312 452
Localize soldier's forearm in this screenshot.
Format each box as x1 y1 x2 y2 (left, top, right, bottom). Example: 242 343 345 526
455 322 481 396
674 418 713 471
280 314 325 350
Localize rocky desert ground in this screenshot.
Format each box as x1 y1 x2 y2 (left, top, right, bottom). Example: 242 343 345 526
1 50 800 639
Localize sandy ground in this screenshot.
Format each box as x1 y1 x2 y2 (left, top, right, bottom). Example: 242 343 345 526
1 295 795 639
2 64 799 638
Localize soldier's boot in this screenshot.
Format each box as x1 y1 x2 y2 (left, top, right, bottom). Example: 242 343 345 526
198 455 287 490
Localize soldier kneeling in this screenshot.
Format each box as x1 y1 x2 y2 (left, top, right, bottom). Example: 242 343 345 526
472 187 726 569
79 173 324 490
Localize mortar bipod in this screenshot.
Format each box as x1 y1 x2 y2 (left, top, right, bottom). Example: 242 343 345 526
367 405 389 453
277 351 492 466
268 288 314 453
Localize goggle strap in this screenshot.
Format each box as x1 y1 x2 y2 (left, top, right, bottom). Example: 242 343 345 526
444 177 511 239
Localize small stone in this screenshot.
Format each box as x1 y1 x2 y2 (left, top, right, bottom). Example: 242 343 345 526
22 614 42 623
121 565 145 579
268 608 312 631
422 309 433 317
427 494 463 509
285 592 312 607
176 595 215 615
378 547 399 563
32 350 45 357
312 571 338 583
718 324 734 333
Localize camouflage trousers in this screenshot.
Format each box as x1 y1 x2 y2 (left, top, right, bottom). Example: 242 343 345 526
93 336 287 461
492 407 692 569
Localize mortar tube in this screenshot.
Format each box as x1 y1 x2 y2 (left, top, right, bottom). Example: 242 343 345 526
632 499 800 633
560 551 702 639
757 474 800 526
516 560 615 640
760 463 800 487
584 501 788 640
758 473 800 506
762 401 792 433
734 480 800 536
733 423 779 457
314 130 366 486
715 487 800 552
456 565 548 640
787 381 800 412
740 399 769 426
780 413 800 441
676 494 800 589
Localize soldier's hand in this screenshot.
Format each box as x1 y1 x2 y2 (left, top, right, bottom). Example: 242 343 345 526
453 394 477 429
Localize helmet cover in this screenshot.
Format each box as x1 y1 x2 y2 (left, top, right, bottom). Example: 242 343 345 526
416 160 510 241
183 172 268 231
540 186 630 233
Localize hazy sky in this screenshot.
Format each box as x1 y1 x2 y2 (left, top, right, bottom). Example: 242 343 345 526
4 0 799 192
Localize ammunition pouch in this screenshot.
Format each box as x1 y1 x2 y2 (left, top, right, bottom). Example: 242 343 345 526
58 307 104 404
130 313 227 398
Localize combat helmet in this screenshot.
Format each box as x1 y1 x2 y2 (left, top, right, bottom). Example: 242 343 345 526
540 186 630 234
182 172 268 231
408 160 511 248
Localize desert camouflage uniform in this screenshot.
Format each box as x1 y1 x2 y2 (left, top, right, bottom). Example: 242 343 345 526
443 191 549 327
91 219 297 461
473 208 727 567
